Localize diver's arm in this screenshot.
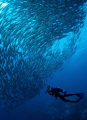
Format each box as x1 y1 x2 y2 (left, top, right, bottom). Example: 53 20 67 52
49 92 54 95
45 90 53 95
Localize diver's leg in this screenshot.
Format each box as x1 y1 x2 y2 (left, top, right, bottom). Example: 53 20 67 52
60 93 84 103
64 93 84 98
60 96 78 103
64 94 78 97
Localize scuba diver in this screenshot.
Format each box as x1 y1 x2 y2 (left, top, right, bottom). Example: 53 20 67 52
45 86 84 103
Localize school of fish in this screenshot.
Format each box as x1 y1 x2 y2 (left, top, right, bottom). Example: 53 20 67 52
0 0 86 111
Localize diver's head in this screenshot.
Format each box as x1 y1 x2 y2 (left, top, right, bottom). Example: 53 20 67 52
47 85 50 89
47 86 53 92
45 85 51 94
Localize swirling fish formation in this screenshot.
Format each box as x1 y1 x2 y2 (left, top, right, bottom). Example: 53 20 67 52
0 0 86 111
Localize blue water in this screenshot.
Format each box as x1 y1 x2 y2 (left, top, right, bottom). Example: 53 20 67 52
0 42 87 120
0 1 87 120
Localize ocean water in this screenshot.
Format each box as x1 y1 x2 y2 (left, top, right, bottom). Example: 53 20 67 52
0 0 87 120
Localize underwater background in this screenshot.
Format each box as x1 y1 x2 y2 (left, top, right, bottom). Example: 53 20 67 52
0 0 87 120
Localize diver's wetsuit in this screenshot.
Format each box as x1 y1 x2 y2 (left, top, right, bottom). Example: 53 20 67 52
45 86 84 103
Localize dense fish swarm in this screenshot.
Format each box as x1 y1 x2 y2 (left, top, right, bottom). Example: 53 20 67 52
0 0 86 111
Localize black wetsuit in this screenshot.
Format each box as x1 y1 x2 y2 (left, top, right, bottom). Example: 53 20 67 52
46 87 84 103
